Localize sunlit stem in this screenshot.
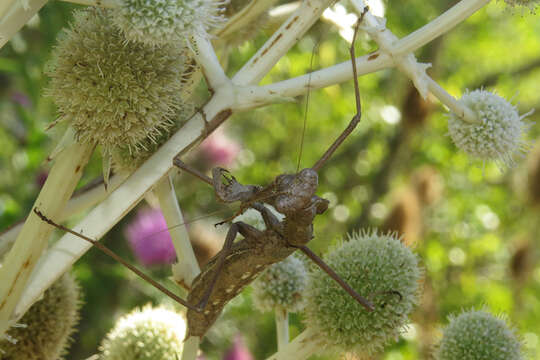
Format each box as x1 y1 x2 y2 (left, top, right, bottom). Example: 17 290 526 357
275 308 289 350
265 328 322 360
0 0 47 50
182 336 200 360
153 174 200 287
0 128 94 336
350 0 480 124
0 172 129 258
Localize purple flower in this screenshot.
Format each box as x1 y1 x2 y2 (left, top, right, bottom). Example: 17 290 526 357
124 208 176 267
199 128 240 166
223 335 253 360
11 91 31 108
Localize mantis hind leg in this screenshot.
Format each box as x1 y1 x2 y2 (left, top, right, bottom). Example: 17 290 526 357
195 221 262 310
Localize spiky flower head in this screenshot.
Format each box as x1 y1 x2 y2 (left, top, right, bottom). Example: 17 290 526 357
436 309 523 360
252 255 308 313
112 0 227 46
303 230 421 356
448 89 531 169
0 273 81 360
100 304 186 360
503 0 539 11
46 8 192 172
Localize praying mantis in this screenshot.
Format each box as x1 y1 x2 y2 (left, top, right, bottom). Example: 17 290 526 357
35 9 376 340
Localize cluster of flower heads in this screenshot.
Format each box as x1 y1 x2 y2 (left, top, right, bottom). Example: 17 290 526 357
252 255 308 313
99 305 186 360
112 0 227 46
47 8 196 176
436 309 523 360
303 230 421 356
448 89 531 169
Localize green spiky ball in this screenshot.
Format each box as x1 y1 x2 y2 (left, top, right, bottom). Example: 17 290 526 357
112 0 226 46
252 255 308 313
100 305 186 360
0 273 82 360
46 8 192 162
437 310 523 360
303 230 421 356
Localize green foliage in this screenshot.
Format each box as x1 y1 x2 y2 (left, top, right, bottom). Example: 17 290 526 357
0 273 81 360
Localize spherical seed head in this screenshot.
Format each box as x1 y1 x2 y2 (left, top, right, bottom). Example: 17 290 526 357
112 0 227 46
100 305 186 360
0 273 82 360
252 255 308 313
303 230 421 356
448 90 531 169
46 8 191 160
437 310 523 360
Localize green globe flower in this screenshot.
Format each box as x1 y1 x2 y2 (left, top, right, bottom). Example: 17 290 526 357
0 273 82 360
112 0 227 46
46 8 193 175
448 89 531 168
437 310 523 360
100 304 186 360
303 230 421 356
252 255 308 313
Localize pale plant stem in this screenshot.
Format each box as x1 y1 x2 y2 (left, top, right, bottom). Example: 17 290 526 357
232 0 335 85
181 336 200 360
350 0 480 124
266 328 322 360
260 52 393 98
57 0 119 7
0 0 47 49
192 33 229 90
0 172 129 257
275 308 289 350
153 174 200 287
0 129 95 336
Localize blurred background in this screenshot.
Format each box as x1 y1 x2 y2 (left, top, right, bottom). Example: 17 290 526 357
1 0 540 359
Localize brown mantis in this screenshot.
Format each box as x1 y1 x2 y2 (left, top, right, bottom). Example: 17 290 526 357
35 10 373 339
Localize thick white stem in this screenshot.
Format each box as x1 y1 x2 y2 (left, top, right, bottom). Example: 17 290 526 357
275 308 289 350
153 174 200 287
181 336 200 360
266 328 322 360
233 0 335 85
192 33 230 91
0 131 94 335
0 0 47 49
260 52 393 98
0 173 129 257
351 0 479 123
427 77 477 123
